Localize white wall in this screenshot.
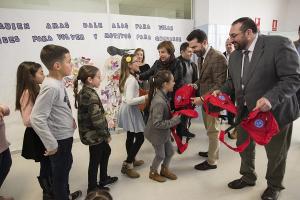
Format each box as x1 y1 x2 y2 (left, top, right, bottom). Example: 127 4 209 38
281 0 300 33
208 0 287 32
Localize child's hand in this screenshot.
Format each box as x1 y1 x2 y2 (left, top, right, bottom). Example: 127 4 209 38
191 97 203 105
44 148 58 156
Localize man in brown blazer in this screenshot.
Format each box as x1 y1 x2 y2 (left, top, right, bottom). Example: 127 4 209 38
187 29 227 170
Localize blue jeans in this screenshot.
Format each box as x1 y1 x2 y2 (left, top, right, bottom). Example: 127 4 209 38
50 138 73 200
0 148 12 188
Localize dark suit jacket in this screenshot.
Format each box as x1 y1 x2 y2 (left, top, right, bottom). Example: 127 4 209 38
195 47 228 96
221 35 300 127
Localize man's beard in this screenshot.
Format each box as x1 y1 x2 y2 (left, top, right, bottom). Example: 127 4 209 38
195 49 205 57
233 40 247 50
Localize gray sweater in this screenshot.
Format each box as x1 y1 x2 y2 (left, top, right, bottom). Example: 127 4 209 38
31 77 75 150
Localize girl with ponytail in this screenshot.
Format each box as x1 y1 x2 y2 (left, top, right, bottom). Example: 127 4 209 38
144 70 182 183
73 65 118 194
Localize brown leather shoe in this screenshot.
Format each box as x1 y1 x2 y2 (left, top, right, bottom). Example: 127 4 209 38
149 168 166 182
133 159 144 167
121 162 140 178
160 165 177 180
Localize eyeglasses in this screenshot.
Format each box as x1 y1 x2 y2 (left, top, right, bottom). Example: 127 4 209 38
229 31 243 39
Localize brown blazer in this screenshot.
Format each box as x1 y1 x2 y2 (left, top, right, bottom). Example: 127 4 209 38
195 47 228 96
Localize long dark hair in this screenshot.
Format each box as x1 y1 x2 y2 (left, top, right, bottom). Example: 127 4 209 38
73 65 99 109
15 61 42 110
145 70 173 110
119 54 135 94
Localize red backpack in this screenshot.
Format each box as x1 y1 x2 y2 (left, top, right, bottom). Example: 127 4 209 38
174 84 196 109
219 110 279 152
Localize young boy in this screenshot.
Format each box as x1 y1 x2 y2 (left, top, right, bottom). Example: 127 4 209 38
31 44 82 200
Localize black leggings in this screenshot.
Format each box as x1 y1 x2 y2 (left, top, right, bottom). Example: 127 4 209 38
125 131 144 163
88 141 111 190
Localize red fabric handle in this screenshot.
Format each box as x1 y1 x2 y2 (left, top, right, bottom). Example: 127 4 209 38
219 130 250 152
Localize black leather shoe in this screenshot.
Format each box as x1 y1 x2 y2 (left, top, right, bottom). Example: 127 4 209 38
228 178 255 189
198 151 208 157
194 160 217 170
261 187 280 200
99 176 118 187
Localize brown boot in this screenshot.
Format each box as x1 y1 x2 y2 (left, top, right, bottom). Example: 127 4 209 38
160 165 177 180
149 168 166 182
121 162 140 178
133 159 144 167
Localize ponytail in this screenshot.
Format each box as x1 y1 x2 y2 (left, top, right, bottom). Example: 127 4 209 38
145 70 173 110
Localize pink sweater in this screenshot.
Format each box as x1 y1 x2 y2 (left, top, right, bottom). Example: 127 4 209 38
20 90 34 127
0 104 10 153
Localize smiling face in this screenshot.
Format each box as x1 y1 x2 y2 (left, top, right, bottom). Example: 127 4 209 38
128 56 141 73
229 23 249 50
181 46 193 60
188 38 207 57
158 47 171 62
225 39 235 54
135 50 144 63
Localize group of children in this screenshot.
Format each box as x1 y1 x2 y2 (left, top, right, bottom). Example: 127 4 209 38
0 43 183 200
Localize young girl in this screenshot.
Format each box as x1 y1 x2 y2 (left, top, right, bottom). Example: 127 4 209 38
117 54 147 178
0 104 13 200
15 62 54 199
74 65 118 195
144 70 181 182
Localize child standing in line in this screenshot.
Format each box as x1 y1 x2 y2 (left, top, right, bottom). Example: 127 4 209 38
30 44 82 200
117 54 147 178
73 65 118 195
0 104 13 200
15 61 54 200
144 70 181 182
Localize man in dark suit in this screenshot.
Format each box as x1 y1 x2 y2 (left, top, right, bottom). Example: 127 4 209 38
214 17 300 200
187 29 228 170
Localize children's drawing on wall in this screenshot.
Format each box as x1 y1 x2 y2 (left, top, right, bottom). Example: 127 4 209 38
64 56 94 88
63 47 134 132
101 46 134 132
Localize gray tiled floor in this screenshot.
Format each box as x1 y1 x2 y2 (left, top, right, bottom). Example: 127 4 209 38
1 119 300 200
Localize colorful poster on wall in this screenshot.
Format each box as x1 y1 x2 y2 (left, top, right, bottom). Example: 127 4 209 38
0 8 193 150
